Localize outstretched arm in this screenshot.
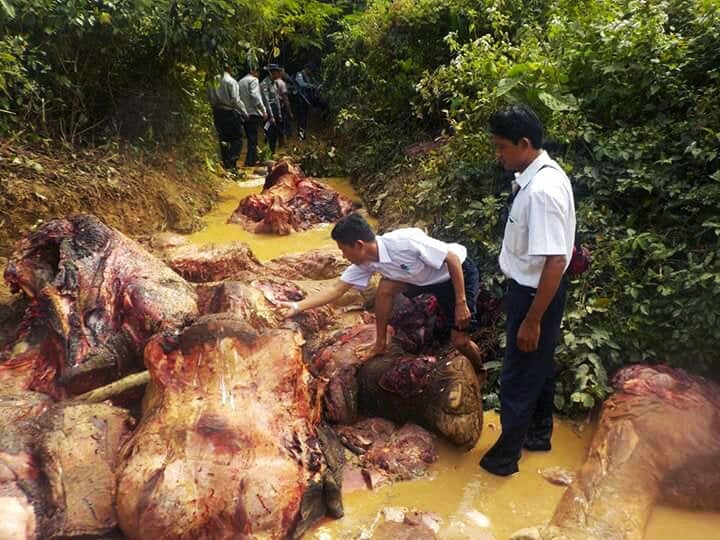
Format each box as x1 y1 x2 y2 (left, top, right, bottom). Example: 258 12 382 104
278 280 353 317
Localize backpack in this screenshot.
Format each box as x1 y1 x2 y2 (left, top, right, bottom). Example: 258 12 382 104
567 244 592 278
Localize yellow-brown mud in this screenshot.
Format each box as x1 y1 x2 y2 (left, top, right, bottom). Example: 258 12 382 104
185 176 375 261
312 411 720 539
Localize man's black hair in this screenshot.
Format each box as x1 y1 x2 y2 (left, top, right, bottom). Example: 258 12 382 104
489 104 544 149
331 213 375 245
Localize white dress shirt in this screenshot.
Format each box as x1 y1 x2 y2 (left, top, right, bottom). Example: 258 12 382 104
207 72 248 116
340 228 467 289
499 150 576 288
238 74 267 117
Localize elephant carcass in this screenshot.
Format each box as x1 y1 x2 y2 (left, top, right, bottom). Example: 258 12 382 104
162 241 265 283
310 297 483 448
0 392 134 539
36 402 134 538
358 352 483 450
335 418 438 490
0 391 49 540
528 364 720 540
116 314 341 540
265 249 347 281
228 161 354 234
0 215 198 397
195 278 335 335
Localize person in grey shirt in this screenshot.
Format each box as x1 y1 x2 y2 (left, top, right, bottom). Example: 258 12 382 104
238 66 267 167
207 65 248 172
260 64 283 155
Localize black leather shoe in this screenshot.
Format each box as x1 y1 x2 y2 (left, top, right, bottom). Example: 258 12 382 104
523 440 551 451
479 456 519 476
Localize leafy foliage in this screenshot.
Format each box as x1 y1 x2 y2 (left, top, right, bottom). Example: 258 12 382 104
324 0 720 414
0 0 342 146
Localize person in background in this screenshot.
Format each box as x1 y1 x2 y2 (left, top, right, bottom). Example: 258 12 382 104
207 63 248 172
275 68 294 145
238 64 267 167
260 64 283 155
478 104 576 477
293 63 319 140
278 213 486 375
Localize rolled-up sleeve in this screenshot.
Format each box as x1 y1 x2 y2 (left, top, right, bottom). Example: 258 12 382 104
340 264 374 288
527 189 569 256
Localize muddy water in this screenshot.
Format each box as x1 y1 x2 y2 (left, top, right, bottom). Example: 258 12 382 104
190 177 720 539
314 411 592 540
314 411 720 539
186 176 375 261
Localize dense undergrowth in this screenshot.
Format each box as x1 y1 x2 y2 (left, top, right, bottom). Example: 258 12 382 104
310 0 720 413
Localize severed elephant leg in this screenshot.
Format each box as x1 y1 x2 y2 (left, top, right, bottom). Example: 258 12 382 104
519 364 720 540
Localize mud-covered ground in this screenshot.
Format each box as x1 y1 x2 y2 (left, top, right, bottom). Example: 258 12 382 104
0 139 220 258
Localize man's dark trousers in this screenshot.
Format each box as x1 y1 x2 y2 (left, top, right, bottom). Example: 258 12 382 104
295 96 310 138
479 278 567 476
265 104 283 154
212 108 244 170
265 122 280 154
244 115 261 166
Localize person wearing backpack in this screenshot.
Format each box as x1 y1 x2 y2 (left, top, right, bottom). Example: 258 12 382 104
479 105 576 477
293 64 319 140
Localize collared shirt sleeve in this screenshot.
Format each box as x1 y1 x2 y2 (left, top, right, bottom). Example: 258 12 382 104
207 76 221 107
340 264 373 288
527 188 569 256
260 80 272 116
413 234 451 270
250 78 266 116
229 79 248 117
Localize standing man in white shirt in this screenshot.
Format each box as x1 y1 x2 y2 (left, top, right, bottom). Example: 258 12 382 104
207 64 248 172
238 65 267 167
278 213 486 374
479 105 576 476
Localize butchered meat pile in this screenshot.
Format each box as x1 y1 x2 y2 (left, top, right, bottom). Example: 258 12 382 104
0 204 493 538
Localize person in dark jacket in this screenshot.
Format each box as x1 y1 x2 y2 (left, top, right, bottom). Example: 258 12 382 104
293 63 320 140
